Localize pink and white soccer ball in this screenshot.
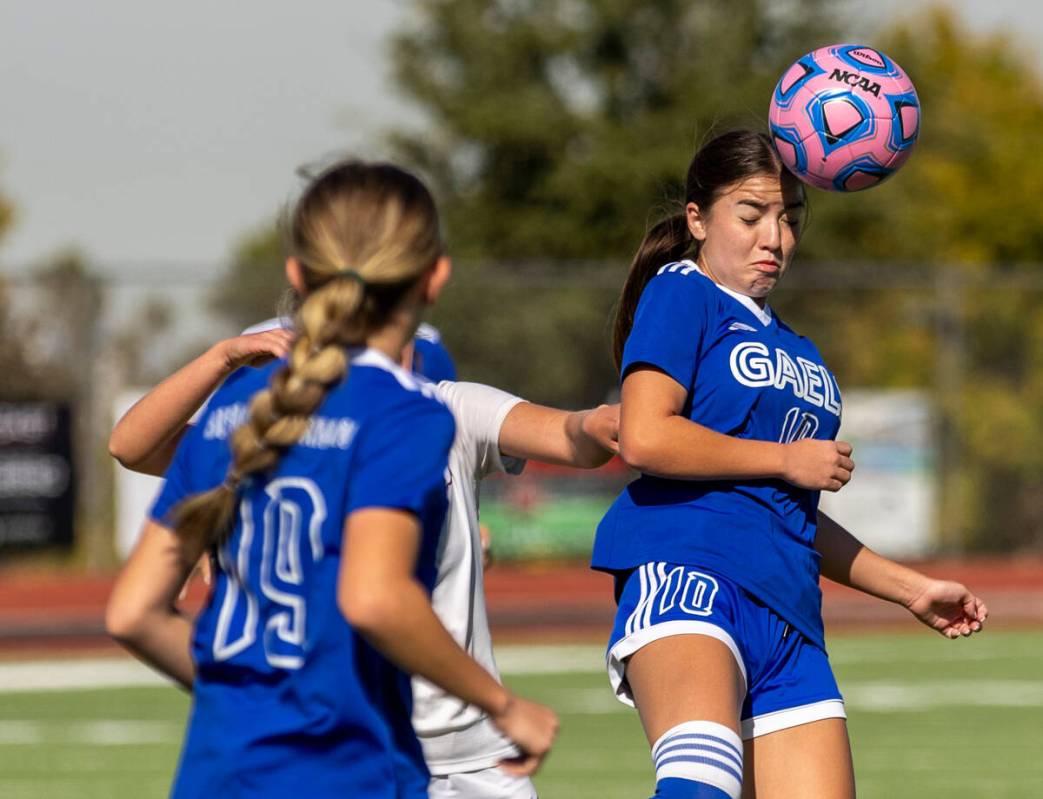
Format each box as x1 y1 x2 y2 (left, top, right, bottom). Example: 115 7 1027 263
769 43 920 192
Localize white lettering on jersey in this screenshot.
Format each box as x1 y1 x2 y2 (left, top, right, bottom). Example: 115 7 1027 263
729 342 841 418
822 367 842 417
796 357 824 407
299 417 358 450
729 341 774 387
774 349 803 395
656 261 700 276
203 403 250 440
203 403 358 450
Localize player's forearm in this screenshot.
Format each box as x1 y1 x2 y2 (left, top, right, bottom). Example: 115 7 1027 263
341 577 510 716
816 511 926 606
499 403 610 468
109 611 196 690
620 414 785 480
106 523 200 689
106 567 196 690
108 344 230 474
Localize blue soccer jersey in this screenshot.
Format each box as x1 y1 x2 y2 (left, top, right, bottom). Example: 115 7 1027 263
412 322 457 382
150 348 455 799
592 261 842 648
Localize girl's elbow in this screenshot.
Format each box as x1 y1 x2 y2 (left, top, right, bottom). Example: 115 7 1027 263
107 435 139 470
104 597 147 644
338 583 395 635
618 433 655 473
107 436 128 465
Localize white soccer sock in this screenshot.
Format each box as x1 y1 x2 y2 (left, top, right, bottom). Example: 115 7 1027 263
652 720 744 799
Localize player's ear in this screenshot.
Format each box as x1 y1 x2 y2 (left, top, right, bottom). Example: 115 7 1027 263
420 256 452 305
285 257 308 296
685 202 707 242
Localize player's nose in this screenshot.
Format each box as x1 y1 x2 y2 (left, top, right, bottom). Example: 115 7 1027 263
759 220 783 251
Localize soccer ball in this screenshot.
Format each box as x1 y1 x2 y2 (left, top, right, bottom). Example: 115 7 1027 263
769 43 920 192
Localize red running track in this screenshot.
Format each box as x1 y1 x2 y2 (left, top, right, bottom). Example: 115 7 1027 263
1 556 1040 656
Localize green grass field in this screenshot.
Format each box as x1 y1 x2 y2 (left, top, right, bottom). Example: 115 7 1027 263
2 630 1041 798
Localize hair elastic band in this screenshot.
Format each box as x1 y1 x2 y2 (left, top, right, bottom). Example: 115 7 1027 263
222 471 244 492
336 269 368 288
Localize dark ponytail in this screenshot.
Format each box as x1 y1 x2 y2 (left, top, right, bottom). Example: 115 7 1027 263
611 129 793 372
611 212 693 370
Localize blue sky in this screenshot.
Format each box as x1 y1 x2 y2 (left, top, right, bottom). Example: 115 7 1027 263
0 0 1039 275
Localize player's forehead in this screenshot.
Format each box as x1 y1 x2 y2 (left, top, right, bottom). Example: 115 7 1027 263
716 173 804 209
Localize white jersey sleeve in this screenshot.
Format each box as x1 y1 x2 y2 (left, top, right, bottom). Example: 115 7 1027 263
239 316 293 335
434 381 526 479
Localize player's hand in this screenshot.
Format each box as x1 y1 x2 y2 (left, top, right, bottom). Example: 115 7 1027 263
582 404 620 455
903 578 988 639
491 694 559 776
780 439 854 491
215 328 294 373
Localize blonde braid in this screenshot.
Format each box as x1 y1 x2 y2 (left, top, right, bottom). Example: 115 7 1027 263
174 280 362 551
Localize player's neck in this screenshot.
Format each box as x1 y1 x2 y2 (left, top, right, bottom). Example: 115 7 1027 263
366 305 424 366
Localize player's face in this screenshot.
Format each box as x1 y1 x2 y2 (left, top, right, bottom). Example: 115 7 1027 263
686 172 805 304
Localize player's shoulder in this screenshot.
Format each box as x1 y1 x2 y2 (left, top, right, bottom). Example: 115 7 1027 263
414 322 442 343
239 316 293 336
191 360 282 446
646 260 717 297
348 349 452 422
431 380 524 432
202 358 279 415
349 348 440 398
772 312 818 349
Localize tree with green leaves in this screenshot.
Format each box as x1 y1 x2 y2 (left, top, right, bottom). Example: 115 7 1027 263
208 220 286 333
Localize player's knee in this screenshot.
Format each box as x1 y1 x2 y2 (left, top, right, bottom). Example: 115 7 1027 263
650 721 743 799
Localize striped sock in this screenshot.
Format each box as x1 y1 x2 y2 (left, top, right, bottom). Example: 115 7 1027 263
651 720 743 799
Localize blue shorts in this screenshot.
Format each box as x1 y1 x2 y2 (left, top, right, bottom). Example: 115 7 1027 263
607 562 845 739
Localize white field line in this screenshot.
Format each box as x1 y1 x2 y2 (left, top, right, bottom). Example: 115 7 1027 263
0 647 605 693
2 649 1041 717
496 645 606 674
0 720 182 746
828 644 1001 666
843 680 1043 711
0 644 1021 690
523 679 1043 716
0 658 173 693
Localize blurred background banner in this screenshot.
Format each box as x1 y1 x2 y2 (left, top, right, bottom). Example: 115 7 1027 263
819 389 936 558
0 402 74 552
